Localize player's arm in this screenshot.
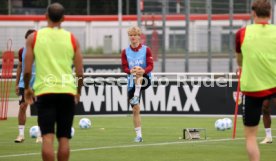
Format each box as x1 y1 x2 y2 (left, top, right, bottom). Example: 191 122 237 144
15 49 23 96
23 33 35 104
121 49 131 74
24 33 34 89
15 61 22 96
16 62 22 86
236 53 242 76
73 37 83 101
235 28 244 69
236 53 242 67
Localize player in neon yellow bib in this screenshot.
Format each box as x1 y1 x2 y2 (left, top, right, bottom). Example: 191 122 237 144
236 0 276 161
24 3 83 161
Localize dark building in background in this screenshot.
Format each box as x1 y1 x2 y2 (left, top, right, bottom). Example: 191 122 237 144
20 0 137 15
2 0 249 15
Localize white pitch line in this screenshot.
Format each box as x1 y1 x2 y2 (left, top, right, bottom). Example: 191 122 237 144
0 152 40 158
0 137 245 158
70 137 246 152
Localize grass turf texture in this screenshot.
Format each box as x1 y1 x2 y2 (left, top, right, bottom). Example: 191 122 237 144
0 116 275 161
1 81 17 98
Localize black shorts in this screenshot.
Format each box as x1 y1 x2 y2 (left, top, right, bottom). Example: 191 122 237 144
35 94 75 139
128 74 151 103
242 94 276 126
18 88 25 105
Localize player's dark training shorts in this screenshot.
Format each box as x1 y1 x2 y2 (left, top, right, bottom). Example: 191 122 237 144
18 88 25 105
242 94 276 126
128 74 151 106
35 94 75 139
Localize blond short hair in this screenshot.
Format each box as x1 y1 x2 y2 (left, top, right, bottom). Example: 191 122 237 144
127 26 142 36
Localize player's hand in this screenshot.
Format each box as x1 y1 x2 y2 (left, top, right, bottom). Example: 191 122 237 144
130 66 138 74
24 88 34 104
15 86 20 96
130 67 136 74
136 68 145 76
236 67 242 76
75 94 80 104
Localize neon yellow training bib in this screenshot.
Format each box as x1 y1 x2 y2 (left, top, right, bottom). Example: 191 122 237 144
33 27 76 96
241 24 276 92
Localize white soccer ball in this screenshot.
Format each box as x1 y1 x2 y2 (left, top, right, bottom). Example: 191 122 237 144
215 119 226 131
71 127 75 137
29 125 41 138
223 118 232 130
79 118 91 129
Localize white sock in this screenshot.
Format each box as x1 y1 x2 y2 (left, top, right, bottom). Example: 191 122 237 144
19 125 25 136
135 127 142 138
134 85 141 97
265 128 272 138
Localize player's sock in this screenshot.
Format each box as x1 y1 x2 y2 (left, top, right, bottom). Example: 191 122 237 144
134 85 141 97
135 127 142 138
19 125 25 136
265 128 272 138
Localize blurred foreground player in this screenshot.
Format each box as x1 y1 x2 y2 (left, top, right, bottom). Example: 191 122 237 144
236 0 276 160
24 3 83 161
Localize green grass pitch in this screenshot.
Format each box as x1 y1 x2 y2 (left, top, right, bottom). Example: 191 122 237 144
0 116 275 161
